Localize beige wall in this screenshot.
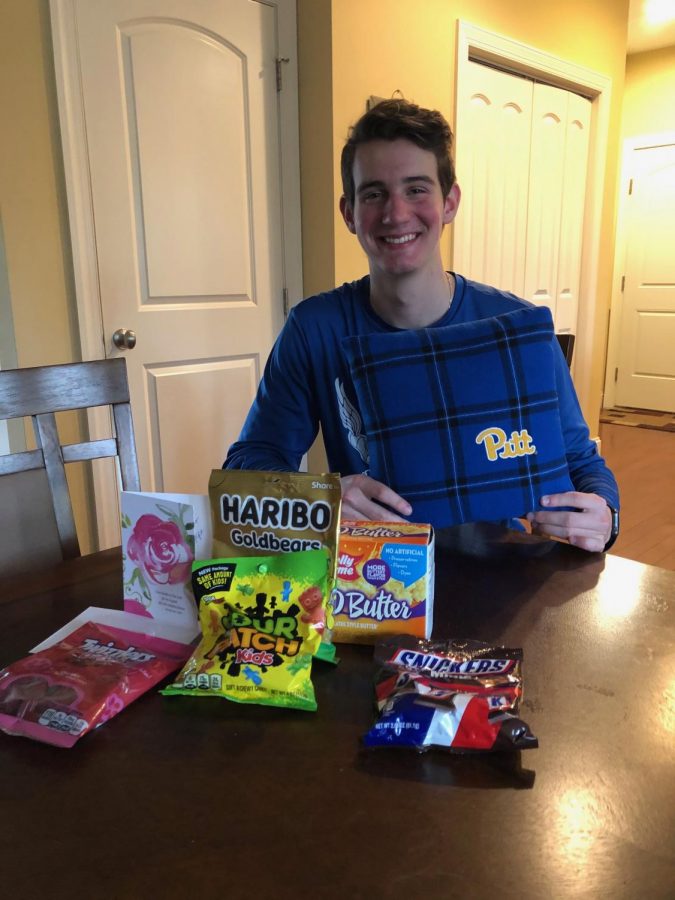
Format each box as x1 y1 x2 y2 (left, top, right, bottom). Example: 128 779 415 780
622 45 675 138
300 0 630 437
1 1 633 534
0 0 94 552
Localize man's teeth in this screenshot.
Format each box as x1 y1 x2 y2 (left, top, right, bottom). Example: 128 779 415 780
382 234 417 245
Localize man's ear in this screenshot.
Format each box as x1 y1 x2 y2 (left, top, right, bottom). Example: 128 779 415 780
340 195 356 233
443 183 461 225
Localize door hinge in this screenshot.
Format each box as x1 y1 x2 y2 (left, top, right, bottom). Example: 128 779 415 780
276 57 289 92
621 275 625 291
614 367 619 383
283 287 289 317
628 178 633 195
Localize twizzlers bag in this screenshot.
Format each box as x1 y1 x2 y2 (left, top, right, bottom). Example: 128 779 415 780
208 470 342 660
0 623 189 748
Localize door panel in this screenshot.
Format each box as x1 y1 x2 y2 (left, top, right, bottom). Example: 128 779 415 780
556 92 591 335
454 60 531 295
523 83 567 315
125 23 253 298
146 357 259 488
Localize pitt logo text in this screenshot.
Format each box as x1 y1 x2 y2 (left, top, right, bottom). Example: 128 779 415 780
475 427 536 462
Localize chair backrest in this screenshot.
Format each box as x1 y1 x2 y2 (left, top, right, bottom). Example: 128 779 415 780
0 358 140 562
555 333 575 368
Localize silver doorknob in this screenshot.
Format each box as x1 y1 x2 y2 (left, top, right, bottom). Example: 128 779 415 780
112 328 137 350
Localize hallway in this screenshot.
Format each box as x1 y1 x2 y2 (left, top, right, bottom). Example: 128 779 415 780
600 422 675 570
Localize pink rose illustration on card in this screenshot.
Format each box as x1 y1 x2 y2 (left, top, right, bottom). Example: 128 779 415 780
127 514 193 585
121 492 211 633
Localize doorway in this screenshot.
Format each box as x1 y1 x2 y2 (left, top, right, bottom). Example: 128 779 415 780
604 133 675 413
50 0 302 548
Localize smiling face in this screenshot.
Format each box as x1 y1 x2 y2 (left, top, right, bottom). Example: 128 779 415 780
340 138 460 279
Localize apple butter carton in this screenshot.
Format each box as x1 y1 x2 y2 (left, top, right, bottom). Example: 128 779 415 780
330 521 434 644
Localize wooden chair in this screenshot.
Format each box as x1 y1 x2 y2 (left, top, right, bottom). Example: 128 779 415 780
0 358 140 562
556 333 576 368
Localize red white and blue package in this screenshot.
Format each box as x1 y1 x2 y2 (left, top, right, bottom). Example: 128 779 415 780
363 635 538 752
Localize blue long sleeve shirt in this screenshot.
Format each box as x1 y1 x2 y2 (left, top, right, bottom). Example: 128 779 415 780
225 274 619 511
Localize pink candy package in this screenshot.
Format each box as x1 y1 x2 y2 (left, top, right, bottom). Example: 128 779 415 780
0 622 190 748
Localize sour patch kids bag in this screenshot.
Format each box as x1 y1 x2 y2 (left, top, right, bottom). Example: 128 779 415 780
163 550 330 711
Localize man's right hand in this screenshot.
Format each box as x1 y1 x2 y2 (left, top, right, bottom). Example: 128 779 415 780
340 474 412 522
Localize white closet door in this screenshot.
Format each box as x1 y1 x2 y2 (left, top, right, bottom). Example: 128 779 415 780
555 92 591 335
455 64 590 336
454 60 532 295
523 83 568 317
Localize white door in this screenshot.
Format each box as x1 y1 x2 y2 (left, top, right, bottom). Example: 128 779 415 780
454 61 591 335
53 0 300 545
614 142 675 411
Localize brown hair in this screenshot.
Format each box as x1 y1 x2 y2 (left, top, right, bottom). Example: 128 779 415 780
340 98 456 206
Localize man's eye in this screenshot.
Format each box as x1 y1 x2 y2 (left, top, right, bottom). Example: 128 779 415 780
362 191 382 202
408 186 428 195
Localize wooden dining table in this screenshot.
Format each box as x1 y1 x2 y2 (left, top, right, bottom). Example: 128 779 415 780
1 539 674 899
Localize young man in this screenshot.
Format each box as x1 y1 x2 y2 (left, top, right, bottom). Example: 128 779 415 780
225 100 619 553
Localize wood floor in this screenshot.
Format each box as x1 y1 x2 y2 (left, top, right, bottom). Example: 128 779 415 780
599 422 675 571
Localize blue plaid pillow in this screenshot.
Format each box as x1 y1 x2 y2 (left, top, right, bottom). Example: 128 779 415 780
341 305 574 528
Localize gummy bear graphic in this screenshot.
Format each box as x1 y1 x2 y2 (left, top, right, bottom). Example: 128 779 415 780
298 585 325 634
243 666 262 686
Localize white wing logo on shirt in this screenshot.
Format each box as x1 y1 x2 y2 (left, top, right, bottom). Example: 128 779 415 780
335 378 369 465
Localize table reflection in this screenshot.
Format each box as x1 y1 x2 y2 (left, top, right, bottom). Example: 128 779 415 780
556 786 603 867
595 557 644 622
660 675 675 735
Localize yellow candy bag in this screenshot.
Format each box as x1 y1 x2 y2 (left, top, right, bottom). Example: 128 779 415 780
162 550 329 711
208 469 342 662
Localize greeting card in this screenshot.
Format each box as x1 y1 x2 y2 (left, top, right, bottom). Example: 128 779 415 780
121 492 212 637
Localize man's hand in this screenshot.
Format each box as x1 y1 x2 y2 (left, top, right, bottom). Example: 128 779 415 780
526 492 612 553
340 474 412 522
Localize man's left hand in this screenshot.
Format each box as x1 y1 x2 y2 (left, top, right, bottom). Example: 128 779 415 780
526 492 612 553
